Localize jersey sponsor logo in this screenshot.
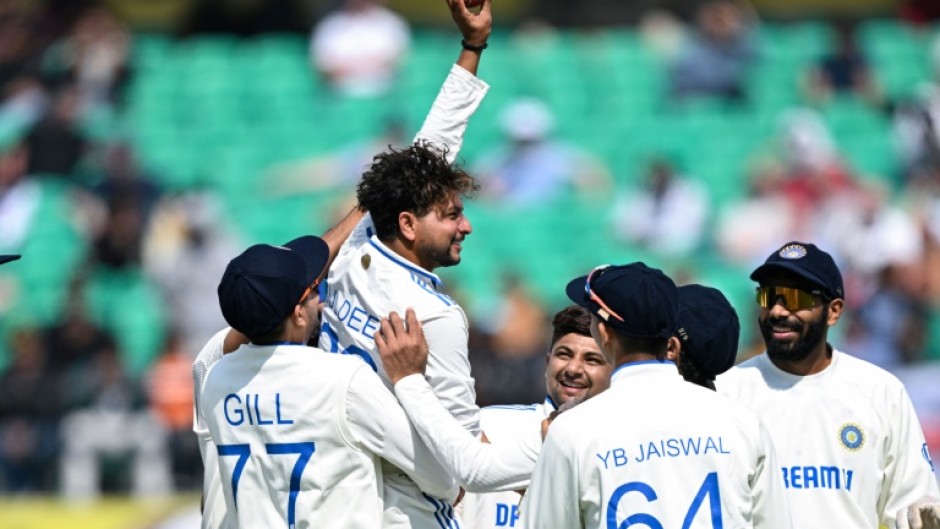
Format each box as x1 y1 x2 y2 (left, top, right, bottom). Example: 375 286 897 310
839 423 864 451
779 244 808 259
781 465 854 490
596 436 730 468
494 503 520 527
924 443 935 472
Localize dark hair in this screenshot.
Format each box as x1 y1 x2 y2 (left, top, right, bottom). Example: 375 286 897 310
678 352 717 391
551 305 592 345
357 141 479 241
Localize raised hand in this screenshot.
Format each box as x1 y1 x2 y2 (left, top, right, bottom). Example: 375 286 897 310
445 0 492 47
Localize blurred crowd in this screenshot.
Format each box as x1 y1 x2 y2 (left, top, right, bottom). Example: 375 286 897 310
1 0 939 497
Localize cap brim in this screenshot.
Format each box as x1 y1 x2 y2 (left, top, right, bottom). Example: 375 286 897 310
0 255 21 266
284 236 330 285
750 262 833 297
565 275 590 308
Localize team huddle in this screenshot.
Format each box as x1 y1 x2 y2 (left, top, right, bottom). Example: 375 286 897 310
189 0 940 528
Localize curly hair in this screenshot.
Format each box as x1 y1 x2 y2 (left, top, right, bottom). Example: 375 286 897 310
357 142 479 241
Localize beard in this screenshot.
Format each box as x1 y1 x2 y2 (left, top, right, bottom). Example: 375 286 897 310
418 239 461 269
760 311 828 363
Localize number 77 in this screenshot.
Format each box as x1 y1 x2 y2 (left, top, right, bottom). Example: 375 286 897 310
218 442 317 529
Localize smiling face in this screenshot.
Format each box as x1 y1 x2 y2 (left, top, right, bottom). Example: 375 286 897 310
546 332 613 406
413 195 472 270
756 271 842 367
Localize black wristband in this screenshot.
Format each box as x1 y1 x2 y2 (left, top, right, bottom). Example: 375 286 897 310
461 39 488 52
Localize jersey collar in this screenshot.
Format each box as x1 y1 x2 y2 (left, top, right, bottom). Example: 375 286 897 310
368 236 444 289
611 359 678 385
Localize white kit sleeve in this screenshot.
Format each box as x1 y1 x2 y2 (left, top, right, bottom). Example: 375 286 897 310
414 64 489 164
421 313 480 435
394 374 539 493
878 384 940 528
345 366 460 502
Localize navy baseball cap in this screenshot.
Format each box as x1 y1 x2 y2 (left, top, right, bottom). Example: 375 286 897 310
0 255 21 266
218 236 329 338
566 263 679 339
750 241 844 300
676 284 740 378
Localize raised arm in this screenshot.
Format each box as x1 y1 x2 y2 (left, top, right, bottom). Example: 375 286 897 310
413 0 492 163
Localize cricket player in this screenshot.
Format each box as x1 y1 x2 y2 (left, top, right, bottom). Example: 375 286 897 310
522 263 793 529
667 283 741 391
718 241 940 529
458 306 613 529
194 0 493 526
199 236 458 529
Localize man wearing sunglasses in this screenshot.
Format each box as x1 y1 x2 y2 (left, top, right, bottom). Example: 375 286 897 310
521 263 792 529
718 241 939 529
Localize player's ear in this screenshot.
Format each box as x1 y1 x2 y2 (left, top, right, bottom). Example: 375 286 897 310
398 212 418 242
666 336 681 361
826 298 844 327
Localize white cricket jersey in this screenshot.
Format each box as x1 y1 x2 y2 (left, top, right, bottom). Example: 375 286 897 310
193 328 230 529
718 349 940 529
200 343 459 529
523 361 793 529
320 65 488 529
460 398 555 529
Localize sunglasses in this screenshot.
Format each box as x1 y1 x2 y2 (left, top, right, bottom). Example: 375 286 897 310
755 286 823 311
584 265 624 323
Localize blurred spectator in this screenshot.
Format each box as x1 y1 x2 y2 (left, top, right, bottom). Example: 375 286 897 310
843 263 929 369
714 171 798 266
610 157 710 257
901 0 940 23
0 8 42 96
818 182 923 283
43 280 120 410
59 344 171 499
0 328 61 492
470 275 549 406
26 83 86 176
0 136 40 250
473 98 611 207
40 6 131 112
145 331 199 489
893 37 940 185
773 107 856 214
143 193 239 355
309 0 410 98
803 21 882 107
668 0 757 103
91 141 160 222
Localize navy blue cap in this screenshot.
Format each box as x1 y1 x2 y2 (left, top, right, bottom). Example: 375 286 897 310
566 263 679 339
676 284 740 378
750 241 844 300
0 255 21 266
218 236 329 338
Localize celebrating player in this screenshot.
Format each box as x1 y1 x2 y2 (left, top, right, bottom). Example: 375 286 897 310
522 263 793 529
456 305 613 529
198 236 459 528
718 241 940 528
193 0 494 526
667 283 741 391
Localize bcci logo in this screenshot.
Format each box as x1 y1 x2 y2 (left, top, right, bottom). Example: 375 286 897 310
779 244 808 259
840 424 865 451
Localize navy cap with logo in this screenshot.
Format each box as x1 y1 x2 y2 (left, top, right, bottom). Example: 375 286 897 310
750 241 844 300
565 262 679 339
675 284 740 378
0 255 21 266
218 236 329 338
